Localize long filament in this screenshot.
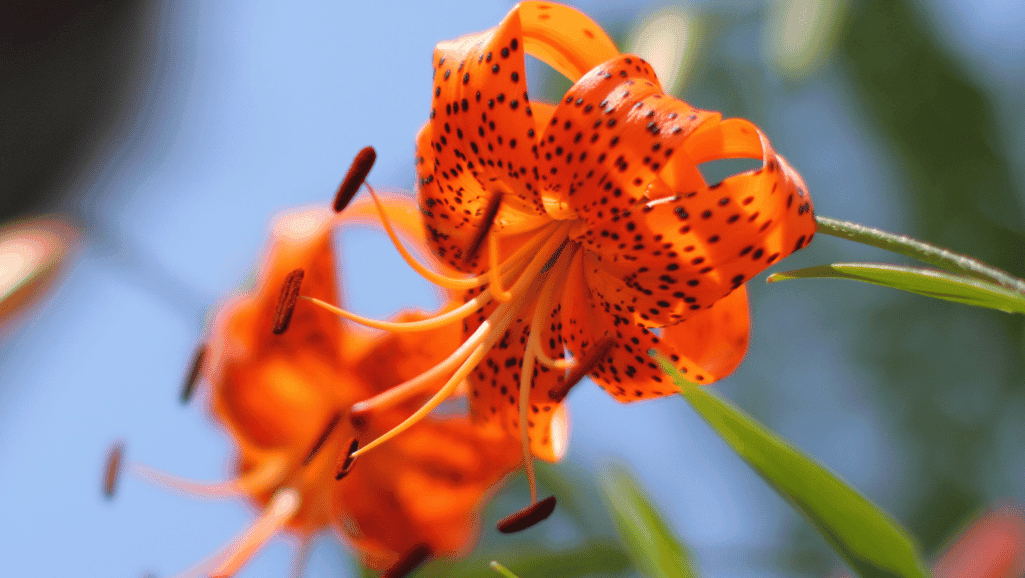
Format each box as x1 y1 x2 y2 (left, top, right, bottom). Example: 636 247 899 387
208 488 301 578
349 224 575 416
518 246 577 504
364 185 491 290
132 455 289 499
365 184 556 291
352 228 574 459
352 292 525 457
298 250 530 333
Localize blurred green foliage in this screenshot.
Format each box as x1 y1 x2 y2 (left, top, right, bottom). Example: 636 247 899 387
840 0 1025 554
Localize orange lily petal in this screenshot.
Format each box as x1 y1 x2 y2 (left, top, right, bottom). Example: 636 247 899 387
537 54 720 228
517 1 619 82
419 8 556 272
661 285 750 381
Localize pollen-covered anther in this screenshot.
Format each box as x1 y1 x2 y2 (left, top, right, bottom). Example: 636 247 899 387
272 268 305 335
381 543 432 578
103 440 125 500
497 495 557 533
462 193 503 265
302 412 342 466
335 437 359 481
333 146 377 213
548 336 616 403
179 343 207 404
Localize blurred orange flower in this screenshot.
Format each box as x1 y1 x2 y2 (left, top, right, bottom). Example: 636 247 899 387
137 200 520 576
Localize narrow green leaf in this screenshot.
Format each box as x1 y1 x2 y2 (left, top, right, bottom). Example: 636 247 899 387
660 358 931 578
600 466 700 578
490 561 521 578
814 216 1025 293
768 263 1025 314
414 543 633 578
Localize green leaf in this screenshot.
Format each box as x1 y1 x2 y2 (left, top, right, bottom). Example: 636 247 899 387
767 263 1025 314
490 561 521 578
600 466 700 578
661 358 932 578
814 216 1025 293
415 543 633 578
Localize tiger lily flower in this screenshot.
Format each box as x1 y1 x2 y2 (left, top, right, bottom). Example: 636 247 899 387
128 201 521 577
301 1 816 523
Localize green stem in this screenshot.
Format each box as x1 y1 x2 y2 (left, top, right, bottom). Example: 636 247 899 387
815 216 1025 294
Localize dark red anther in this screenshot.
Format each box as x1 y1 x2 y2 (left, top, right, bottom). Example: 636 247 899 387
497 495 557 533
303 412 342 466
548 337 615 403
335 437 359 480
272 269 304 335
179 343 207 405
381 543 432 578
103 441 125 500
462 193 502 264
333 146 377 213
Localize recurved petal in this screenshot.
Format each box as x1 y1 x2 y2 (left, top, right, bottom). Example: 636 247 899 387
661 285 750 381
516 1 620 82
418 8 555 272
559 250 713 400
575 118 815 327
536 54 719 228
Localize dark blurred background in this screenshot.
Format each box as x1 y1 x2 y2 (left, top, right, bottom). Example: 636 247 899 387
1 1 1022 577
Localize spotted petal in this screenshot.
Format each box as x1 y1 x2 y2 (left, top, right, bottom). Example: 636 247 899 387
537 54 719 229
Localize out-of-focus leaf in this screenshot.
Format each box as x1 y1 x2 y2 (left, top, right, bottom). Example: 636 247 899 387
814 216 1025 293
490 560 521 578
767 263 1025 314
764 0 848 80
415 542 633 578
0 216 77 328
600 466 700 578
660 358 932 578
625 6 702 94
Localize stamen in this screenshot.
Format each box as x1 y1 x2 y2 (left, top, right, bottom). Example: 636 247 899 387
333 146 377 213
518 246 577 505
180 343 207 404
518 335 539 505
497 496 557 533
335 437 359 480
300 275 509 333
488 231 513 302
382 543 432 578
548 336 616 404
463 194 503 265
365 185 551 291
272 269 304 334
348 224 574 420
302 412 342 466
103 441 124 500
209 488 301 578
132 454 289 498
